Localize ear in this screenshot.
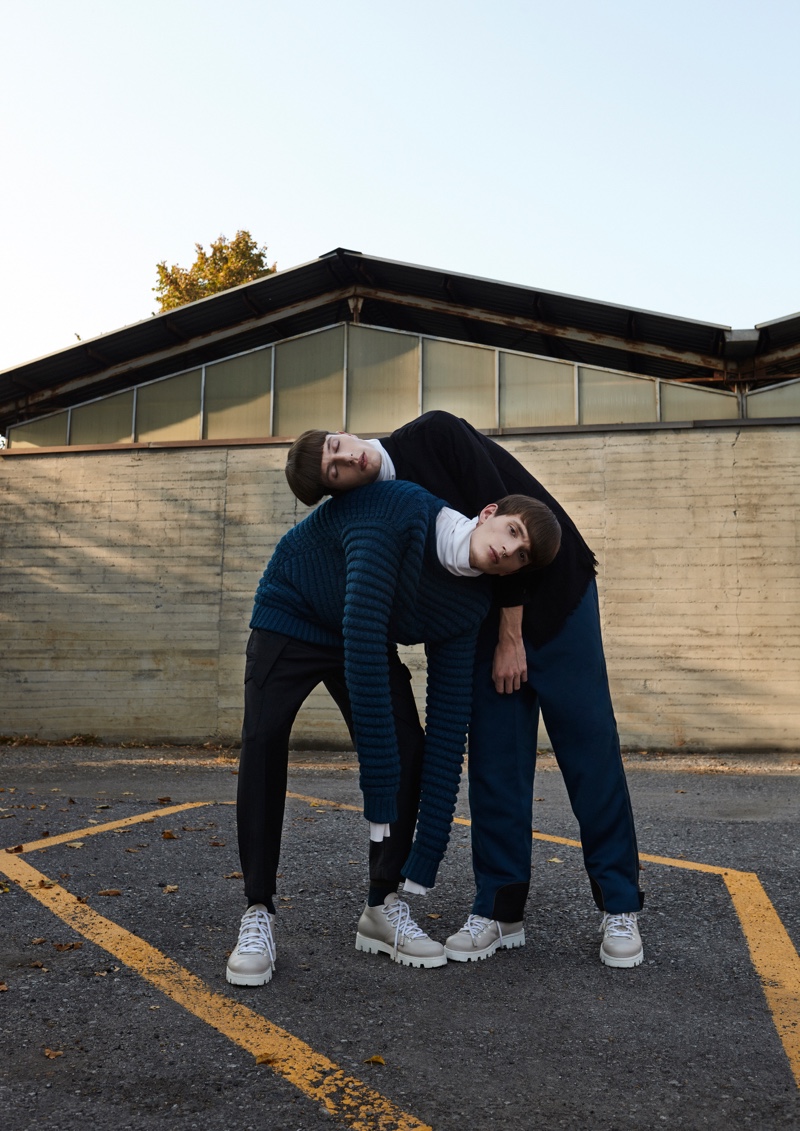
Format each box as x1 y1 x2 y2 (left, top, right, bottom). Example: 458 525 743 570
476 502 498 526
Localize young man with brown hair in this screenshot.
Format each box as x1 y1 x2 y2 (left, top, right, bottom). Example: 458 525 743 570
285 411 644 968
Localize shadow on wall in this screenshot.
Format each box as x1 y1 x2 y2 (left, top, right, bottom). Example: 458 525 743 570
0 446 304 742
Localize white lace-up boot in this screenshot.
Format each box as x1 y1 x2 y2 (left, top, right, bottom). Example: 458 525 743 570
226 903 276 986
355 892 447 968
444 914 525 962
599 912 644 968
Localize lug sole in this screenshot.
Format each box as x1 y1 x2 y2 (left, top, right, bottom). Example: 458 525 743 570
355 932 447 969
226 962 275 986
599 947 644 969
444 929 526 963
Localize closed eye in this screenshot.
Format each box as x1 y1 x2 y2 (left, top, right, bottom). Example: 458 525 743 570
324 437 340 482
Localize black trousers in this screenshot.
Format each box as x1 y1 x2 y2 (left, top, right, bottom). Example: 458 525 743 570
237 629 425 909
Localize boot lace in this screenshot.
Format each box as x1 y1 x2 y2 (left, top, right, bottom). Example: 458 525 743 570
460 914 495 940
237 905 276 960
383 898 428 955
600 912 637 939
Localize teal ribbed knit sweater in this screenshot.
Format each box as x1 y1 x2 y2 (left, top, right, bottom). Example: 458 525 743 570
250 480 491 888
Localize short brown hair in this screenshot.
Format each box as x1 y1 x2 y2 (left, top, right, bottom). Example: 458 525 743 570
494 494 561 570
285 429 328 506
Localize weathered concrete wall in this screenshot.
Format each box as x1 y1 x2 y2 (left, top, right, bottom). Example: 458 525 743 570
1 424 798 750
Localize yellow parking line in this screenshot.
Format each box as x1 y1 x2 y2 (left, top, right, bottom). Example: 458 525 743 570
18 801 211 853
723 870 800 1086
0 851 431 1131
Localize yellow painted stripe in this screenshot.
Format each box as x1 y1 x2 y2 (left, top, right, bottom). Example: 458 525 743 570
723 869 800 1088
17 801 211 853
638 850 727 875
0 851 431 1131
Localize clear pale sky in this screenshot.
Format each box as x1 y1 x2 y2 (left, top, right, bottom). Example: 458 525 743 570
2 0 799 373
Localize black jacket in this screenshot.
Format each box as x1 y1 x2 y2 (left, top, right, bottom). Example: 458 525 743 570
381 411 597 648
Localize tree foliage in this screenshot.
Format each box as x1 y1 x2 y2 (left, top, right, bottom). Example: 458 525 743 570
153 230 276 312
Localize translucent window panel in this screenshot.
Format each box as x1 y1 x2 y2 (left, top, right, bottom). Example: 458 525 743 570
579 368 657 424
70 391 134 445
7 413 68 448
422 339 496 427
346 326 419 434
204 349 271 439
661 382 739 422
746 380 800 418
273 326 344 436
500 353 574 427
135 370 201 442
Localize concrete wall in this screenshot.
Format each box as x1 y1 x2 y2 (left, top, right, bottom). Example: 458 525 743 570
1 423 798 751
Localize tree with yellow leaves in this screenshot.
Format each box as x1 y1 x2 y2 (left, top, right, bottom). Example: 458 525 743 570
153 230 276 312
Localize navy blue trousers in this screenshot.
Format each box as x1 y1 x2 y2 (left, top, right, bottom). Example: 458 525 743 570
468 581 643 921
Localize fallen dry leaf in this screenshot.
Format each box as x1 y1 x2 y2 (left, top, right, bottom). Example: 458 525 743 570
675 789 687 794
534 797 545 802
43 1048 63 1059
53 942 83 952
96 804 111 810
94 971 107 977
208 840 226 847
98 889 121 897
426 913 441 920
38 879 56 889
32 938 45 945
125 848 138 854
30 961 47 970
162 884 179 894
66 841 84 850
0 882 9 894
255 1052 275 1066
224 871 243 880
5 845 23 854
161 830 178 840
76 896 88 904
363 1055 385 1065
0 982 7 992
157 796 172 804
547 857 564 864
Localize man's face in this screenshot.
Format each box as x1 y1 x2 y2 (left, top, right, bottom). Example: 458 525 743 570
320 432 382 492
469 505 532 576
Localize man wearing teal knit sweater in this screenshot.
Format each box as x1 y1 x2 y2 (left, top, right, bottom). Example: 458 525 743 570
227 479 561 986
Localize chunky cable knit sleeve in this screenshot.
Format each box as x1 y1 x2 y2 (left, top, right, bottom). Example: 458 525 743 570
341 521 406 825
401 630 479 888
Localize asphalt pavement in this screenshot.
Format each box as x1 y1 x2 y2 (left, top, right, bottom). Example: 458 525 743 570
1 743 799 1131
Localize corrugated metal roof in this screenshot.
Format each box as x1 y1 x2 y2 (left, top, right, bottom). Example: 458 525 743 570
2 248 798 429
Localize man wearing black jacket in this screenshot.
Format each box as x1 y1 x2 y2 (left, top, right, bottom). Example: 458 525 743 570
285 411 644 968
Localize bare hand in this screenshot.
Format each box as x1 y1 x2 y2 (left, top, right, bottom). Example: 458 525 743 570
492 636 528 694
